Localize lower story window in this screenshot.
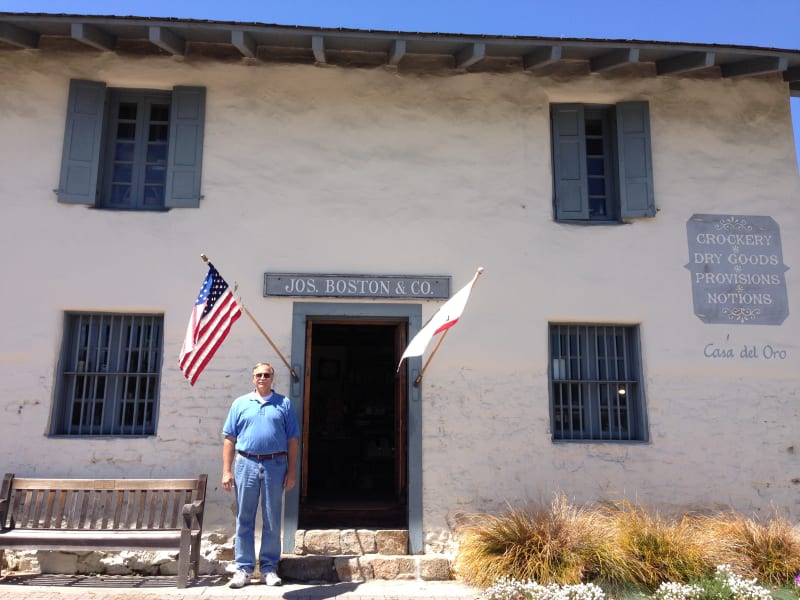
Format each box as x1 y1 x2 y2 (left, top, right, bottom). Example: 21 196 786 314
53 313 163 436
549 323 648 442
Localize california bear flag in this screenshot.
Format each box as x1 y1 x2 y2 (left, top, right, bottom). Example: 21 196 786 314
397 267 483 370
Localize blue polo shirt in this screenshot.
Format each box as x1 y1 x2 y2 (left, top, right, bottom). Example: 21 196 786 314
222 391 300 455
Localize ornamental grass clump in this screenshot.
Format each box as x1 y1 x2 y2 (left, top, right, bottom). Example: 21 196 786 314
453 495 626 587
690 511 800 586
717 514 800 587
599 501 709 590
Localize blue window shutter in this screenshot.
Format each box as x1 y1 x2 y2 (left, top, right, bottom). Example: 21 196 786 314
165 86 205 208
551 104 589 221
616 101 655 218
57 79 106 205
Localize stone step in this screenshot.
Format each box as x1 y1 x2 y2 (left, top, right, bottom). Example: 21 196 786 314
279 553 453 583
293 528 409 556
286 529 453 582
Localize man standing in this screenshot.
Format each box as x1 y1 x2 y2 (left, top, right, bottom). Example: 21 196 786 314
222 362 300 589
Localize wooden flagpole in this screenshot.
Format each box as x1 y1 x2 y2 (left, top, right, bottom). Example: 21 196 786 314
201 254 299 382
413 266 484 387
414 329 449 387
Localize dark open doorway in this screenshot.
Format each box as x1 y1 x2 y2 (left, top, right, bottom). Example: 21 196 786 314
299 319 407 529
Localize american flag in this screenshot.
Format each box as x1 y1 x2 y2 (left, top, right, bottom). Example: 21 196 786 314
179 264 242 385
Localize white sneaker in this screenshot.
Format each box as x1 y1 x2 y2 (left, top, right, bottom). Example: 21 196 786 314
229 568 251 589
262 571 282 586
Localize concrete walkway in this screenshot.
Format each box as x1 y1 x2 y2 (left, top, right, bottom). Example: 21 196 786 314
0 574 484 600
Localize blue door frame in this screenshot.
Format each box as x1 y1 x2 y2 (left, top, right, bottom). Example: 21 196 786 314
283 302 423 554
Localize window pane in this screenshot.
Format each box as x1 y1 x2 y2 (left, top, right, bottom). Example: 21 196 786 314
145 165 166 184
585 118 602 136
587 157 604 176
118 102 137 120
146 144 167 163
143 186 165 206
150 103 169 122
116 122 136 141
110 184 131 205
114 143 135 162
113 164 133 184
588 178 605 197
148 124 168 142
589 197 607 217
586 138 604 155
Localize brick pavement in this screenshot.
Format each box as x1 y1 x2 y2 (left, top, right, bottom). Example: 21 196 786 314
0 574 483 600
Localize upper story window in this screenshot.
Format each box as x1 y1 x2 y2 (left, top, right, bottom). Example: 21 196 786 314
57 79 205 211
551 102 655 223
549 323 648 442
52 313 163 436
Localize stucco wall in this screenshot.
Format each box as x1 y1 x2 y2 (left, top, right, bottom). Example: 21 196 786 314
1 49 799 544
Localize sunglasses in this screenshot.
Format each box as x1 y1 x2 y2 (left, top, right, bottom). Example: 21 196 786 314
254 373 272 379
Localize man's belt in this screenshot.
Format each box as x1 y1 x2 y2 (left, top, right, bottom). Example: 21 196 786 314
238 450 287 460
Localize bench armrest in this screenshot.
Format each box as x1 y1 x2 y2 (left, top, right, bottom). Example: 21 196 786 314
181 500 204 529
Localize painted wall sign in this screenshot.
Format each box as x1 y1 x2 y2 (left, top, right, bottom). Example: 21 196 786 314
685 214 789 325
263 273 451 299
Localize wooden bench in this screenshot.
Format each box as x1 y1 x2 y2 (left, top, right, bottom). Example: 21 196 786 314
0 474 207 588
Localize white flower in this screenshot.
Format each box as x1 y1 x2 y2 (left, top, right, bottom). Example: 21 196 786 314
481 577 605 600
715 564 772 600
654 581 704 600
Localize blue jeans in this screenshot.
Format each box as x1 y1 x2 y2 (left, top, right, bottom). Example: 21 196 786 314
233 453 286 574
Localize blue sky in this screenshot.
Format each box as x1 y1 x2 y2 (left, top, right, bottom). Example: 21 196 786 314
3 0 799 167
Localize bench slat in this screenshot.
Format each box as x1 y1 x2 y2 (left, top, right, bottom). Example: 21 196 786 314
9 479 201 491
0 528 183 550
14 490 31 527
100 490 110 529
158 490 169 528
30 490 44 528
171 490 183 529
54 489 68 529
113 490 124 528
78 490 90 529
136 490 146 529
43 490 56 528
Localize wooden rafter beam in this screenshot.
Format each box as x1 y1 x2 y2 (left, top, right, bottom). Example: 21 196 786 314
0 22 39 48
590 48 640 72
231 30 256 58
455 42 486 69
149 26 185 56
389 39 406 65
721 56 788 78
523 45 562 70
783 66 800 82
656 51 715 75
311 35 326 63
71 23 115 51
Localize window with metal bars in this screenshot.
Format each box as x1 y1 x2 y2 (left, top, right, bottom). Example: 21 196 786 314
549 324 648 442
53 313 163 436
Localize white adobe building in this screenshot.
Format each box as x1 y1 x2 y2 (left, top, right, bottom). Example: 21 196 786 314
0 12 798 558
